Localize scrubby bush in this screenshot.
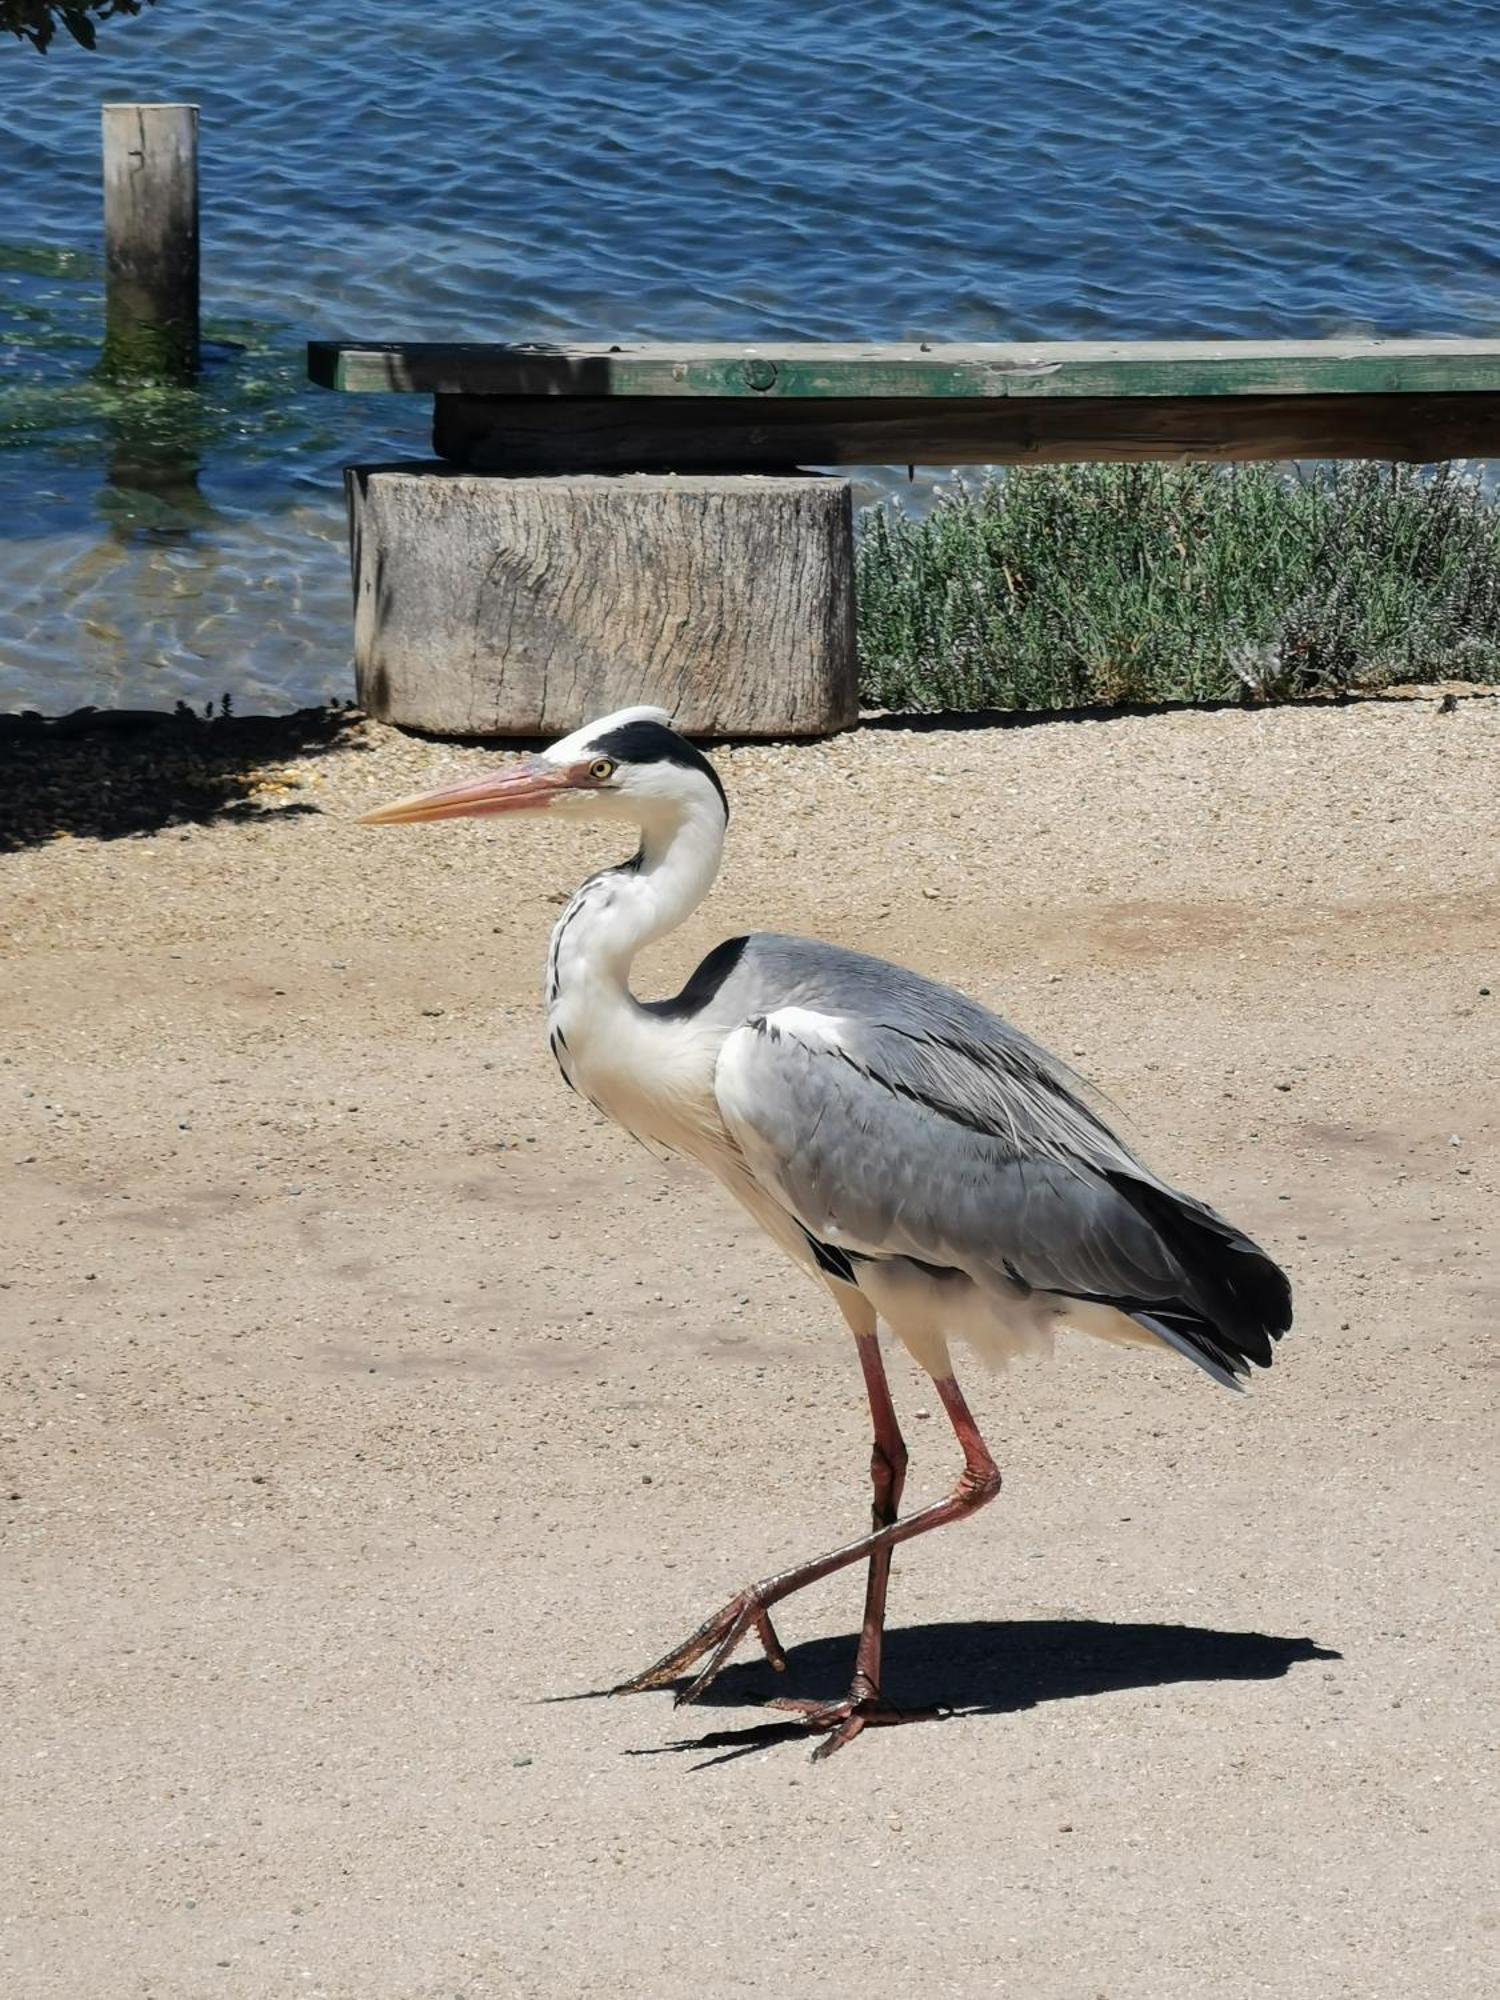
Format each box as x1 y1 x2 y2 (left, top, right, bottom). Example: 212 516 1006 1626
3 0 155 52
856 461 1500 712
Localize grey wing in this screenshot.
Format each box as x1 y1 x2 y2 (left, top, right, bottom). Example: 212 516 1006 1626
715 1005 1165 1293
713 984 1290 1386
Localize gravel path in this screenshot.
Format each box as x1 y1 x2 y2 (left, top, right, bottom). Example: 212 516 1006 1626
3 700 1497 1999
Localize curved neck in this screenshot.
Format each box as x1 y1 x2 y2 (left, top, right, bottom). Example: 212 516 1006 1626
547 794 726 1015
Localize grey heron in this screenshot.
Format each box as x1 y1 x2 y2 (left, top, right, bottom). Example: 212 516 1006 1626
361 705 1293 1758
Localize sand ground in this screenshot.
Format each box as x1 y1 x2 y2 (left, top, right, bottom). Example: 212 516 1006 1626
3 700 1497 2000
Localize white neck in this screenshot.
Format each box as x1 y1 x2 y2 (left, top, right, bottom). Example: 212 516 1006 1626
546 792 726 1028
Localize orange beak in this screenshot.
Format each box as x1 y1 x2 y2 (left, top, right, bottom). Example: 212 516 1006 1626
358 758 580 827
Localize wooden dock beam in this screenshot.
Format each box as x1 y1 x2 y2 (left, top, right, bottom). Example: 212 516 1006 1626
431 389 1500 472
102 103 199 382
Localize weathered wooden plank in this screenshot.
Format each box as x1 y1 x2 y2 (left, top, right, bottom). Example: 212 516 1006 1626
311 337 1500 401
433 391 1500 471
102 103 199 381
345 467 856 738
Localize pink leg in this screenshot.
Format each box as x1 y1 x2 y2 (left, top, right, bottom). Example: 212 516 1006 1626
766 1332 916 1755
852 1331 909 1697
613 1364 1000 1757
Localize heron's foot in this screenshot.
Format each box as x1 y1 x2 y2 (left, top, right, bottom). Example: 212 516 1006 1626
768 1690 947 1761
610 1589 787 1702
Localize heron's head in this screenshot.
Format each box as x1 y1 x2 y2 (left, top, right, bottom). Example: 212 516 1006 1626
358 705 728 835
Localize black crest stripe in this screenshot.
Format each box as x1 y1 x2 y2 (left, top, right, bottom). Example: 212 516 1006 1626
587 719 729 820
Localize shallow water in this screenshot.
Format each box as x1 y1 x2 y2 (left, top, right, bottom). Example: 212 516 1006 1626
4 0 1500 711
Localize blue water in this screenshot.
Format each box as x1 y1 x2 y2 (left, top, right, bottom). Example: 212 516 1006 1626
4 0 1500 710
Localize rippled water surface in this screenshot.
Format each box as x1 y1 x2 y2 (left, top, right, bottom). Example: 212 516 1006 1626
4 0 1500 710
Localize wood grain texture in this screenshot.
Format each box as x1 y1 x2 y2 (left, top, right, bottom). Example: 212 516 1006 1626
432 391 1500 470
312 337 1500 400
102 103 199 380
345 466 856 739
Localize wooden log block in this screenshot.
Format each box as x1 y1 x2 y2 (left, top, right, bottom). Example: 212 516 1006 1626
344 466 857 739
101 103 199 382
433 390 1500 472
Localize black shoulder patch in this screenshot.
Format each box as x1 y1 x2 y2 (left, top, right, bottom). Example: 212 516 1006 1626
587 719 729 820
639 934 749 1022
802 1228 860 1286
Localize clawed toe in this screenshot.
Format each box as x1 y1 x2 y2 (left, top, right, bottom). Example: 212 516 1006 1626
610 1593 786 1701
610 1607 947 1760
768 1691 946 1760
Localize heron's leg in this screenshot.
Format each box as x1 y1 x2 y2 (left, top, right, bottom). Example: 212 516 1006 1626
763 1330 912 1758
851 1329 908 1697
612 1368 998 1743
734 1347 912 1683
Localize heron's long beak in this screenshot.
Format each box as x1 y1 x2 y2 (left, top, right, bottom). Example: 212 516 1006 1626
358 758 575 826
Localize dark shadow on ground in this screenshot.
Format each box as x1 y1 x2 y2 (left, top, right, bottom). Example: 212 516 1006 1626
859 688 1489 735
620 1617 1340 1766
864 693 1344 734
0 704 369 850
863 696 1259 733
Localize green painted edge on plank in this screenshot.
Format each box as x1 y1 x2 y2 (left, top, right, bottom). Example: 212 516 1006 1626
307 338 1500 400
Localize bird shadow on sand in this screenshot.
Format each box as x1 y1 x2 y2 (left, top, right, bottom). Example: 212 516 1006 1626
605 1618 1340 1768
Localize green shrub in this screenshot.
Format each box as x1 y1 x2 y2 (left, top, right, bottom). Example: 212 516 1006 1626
2 0 154 52
855 461 1500 713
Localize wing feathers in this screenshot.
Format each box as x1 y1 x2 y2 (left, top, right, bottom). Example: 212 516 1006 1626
715 982 1291 1389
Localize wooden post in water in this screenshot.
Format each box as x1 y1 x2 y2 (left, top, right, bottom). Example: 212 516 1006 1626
101 103 199 381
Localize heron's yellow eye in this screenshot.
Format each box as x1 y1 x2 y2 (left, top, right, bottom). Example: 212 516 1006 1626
589 757 617 782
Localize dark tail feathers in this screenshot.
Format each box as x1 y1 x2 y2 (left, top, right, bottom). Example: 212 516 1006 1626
1107 1172 1294 1387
